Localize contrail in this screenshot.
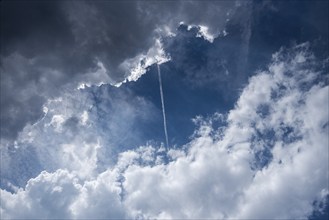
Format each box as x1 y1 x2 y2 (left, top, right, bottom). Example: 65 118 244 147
157 63 169 149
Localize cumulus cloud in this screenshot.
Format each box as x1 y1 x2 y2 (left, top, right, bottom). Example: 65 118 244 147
1 44 328 219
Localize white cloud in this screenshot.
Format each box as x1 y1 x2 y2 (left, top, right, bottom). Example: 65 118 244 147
0 170 80 219
187 24 217 43
1 44 328 219
119 38 171 84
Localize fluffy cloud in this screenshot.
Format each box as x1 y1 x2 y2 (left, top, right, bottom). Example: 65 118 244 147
1 44 328 219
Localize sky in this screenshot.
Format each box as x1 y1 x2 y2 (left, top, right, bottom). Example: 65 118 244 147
0 0 328 219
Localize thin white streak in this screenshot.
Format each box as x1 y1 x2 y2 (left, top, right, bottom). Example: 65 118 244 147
157 64 169 149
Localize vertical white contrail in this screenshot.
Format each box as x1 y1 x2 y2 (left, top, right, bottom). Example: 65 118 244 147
157 63 169 149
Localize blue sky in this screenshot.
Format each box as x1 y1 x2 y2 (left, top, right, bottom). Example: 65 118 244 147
1 0 328 219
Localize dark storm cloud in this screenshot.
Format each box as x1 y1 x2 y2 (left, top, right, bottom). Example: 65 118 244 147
1 0 236 81
0 0 236 140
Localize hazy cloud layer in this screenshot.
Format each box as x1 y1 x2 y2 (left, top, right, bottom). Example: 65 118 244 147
1 85 160 190
1 44 328 219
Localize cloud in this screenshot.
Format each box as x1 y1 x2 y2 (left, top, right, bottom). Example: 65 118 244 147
0 85 160 190
1 0 237 140
161 2 253 92
0 170 80 219
162 0 328 102
119 39 170 84
1 44 328 219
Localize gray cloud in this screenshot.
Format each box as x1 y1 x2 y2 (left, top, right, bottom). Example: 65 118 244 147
2 0 327 141
1 0 236 140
